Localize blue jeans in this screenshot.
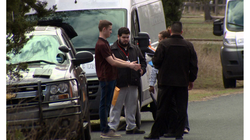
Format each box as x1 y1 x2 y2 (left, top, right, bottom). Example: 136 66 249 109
99 80 116 133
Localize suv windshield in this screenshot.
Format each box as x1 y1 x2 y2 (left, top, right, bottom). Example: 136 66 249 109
226 0 243 31
8 35 63 64
29 9 127 53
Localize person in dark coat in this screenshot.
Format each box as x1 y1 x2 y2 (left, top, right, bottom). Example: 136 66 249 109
144 21 198 140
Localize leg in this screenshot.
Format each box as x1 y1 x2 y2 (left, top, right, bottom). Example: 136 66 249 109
150 86 174 137
109 87 127 130
166 97 178 135
99 80 116 133
124 86 138 130
174 87 188 137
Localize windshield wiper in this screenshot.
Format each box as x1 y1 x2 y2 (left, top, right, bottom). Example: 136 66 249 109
228 22 243 27
25 60 56 64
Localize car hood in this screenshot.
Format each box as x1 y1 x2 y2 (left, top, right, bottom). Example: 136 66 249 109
7 64 70 85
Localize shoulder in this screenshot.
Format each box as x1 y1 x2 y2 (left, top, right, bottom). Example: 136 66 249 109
129 43 137 50
111 40 118 50
183 39 194 47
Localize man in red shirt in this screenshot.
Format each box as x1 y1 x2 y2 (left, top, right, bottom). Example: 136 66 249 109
95 20 141 138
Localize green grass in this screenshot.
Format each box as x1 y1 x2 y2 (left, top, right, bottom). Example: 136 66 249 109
181 17 223 39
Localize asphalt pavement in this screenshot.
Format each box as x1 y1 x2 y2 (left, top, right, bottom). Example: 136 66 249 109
90 93 243 140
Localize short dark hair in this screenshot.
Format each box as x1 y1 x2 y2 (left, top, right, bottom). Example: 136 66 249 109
118 27 130 36
98 20 112 31
171 21 182 34
159 29 171 39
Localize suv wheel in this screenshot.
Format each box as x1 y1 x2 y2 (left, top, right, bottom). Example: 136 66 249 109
223 73 236 88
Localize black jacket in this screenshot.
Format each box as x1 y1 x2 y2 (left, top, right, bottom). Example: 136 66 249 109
152 35 198 87
111 40 147 88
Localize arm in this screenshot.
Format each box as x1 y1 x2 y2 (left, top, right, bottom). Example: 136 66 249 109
149 67 158 93
106 55 141 71
152 43 165 69
135 45 147 76
189 43 198 82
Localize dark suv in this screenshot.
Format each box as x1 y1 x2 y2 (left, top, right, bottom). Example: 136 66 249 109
6 26 93 140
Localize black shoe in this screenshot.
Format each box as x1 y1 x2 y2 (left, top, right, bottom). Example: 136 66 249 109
144 133 159 140
176 136 183 140
164 133 176 138
126 127 145 134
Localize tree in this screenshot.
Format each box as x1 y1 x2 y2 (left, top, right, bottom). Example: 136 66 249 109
202 0 212 20
6 0 56 82
161 0 184 27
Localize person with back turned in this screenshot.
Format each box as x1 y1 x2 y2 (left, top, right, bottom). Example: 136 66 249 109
144 21 198 140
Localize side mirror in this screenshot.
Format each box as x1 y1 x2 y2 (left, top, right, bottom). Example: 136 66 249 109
59 45 71 53
56 53 66 63
72 51 93 66
213 19 224 36
134 32 150 55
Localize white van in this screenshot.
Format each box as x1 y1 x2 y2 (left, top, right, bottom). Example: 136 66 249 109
28 0 166 127
213 0 243 88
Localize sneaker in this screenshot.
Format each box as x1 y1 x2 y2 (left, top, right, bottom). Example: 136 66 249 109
107 129 121 137
100 133 111 139
184 128 189 134
126 127 145 134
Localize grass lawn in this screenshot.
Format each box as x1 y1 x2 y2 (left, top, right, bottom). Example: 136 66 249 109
180 12 243 101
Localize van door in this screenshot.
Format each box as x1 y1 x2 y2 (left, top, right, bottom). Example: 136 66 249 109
131 8 152 107
131 9 140 45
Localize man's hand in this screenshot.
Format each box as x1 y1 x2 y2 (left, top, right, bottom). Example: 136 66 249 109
149 86 154 93
140 69 143 76
188 82 194 90
129 61 141 71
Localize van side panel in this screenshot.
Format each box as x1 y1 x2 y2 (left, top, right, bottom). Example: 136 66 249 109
137 1 166 47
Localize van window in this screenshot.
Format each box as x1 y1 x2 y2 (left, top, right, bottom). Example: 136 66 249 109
226 0 243 31
131 10 140 45
29 9 127 53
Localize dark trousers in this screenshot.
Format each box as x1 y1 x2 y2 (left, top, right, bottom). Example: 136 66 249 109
150 86 188 137
99 80 116 133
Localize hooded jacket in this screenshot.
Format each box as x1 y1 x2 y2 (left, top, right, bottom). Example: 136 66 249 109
111 40 147 88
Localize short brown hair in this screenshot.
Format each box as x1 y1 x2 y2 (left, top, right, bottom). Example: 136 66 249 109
98 20 112 31
159 29 170 39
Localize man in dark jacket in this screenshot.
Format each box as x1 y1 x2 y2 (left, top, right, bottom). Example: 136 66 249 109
144 21 198 140
108 27 147 134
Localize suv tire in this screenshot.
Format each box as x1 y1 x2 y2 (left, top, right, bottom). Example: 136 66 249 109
223 73 236 88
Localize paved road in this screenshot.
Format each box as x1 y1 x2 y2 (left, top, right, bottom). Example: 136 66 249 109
90 93 243 140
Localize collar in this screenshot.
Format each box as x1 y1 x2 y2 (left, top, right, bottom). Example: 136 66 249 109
170 34 184 39
98 37 109 44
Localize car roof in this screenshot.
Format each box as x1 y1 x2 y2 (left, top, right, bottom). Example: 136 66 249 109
27 26 61 36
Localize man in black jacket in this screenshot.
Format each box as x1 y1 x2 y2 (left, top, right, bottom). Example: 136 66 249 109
108 27 147 134
144 21 198 140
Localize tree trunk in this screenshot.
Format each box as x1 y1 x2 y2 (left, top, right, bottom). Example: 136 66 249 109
204 2 212 21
